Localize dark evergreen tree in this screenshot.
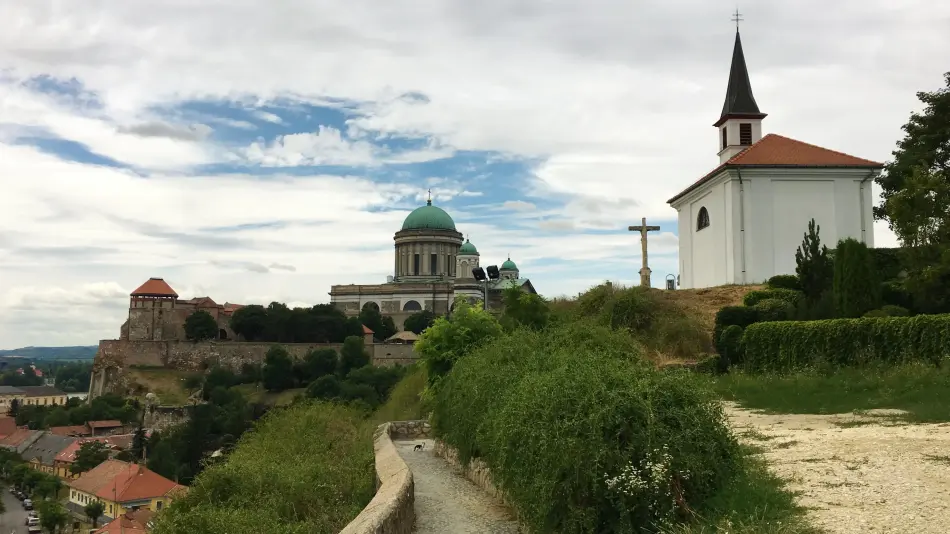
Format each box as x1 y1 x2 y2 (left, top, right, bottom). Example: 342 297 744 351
795 218 833 302
833 238 882 318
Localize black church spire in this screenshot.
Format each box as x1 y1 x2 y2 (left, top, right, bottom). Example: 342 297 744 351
714 30 766 127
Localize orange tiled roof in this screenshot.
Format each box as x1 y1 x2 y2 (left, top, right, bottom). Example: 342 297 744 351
55 435 134 463
88 420 123 429
94 514 148 534
0 417 17 440
68 459 131 495
667 134 883 204
362 324 374 335
94 462 184 502
130 278 178 298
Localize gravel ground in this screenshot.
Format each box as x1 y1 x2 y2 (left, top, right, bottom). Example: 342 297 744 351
725 402 950 533
395 439 521 534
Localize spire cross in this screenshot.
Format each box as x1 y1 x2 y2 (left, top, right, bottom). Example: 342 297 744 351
426 188 432 205
731 8 743 30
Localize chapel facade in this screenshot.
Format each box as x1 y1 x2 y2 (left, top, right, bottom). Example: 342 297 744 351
667 29 883 289
329 199 535 329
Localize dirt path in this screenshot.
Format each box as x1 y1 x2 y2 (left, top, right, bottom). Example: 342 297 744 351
395 439 521 534
725 402 950 533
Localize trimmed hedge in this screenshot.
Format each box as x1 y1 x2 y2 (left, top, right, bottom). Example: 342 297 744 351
718 325 744 370
766 274 801 291
713 306 759 354
741 314 950 373
742 288 803 307
754 298 793 322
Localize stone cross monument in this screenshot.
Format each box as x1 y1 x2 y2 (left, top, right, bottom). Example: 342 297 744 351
628 217 660 287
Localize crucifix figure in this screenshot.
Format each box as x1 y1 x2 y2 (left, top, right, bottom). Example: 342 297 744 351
628 217 660 287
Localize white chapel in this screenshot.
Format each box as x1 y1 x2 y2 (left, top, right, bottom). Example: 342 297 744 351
667 29 883 289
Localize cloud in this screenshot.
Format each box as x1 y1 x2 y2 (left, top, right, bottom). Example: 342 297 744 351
269 263 297 272
502 200 536 211
117 121 213 141
253 111 284 124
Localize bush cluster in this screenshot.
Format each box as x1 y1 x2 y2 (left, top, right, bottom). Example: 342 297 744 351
712 306 759 355
833 238 882 317
765 274 801 291
742 288 802 307
432 321 740 533
741 314 950 373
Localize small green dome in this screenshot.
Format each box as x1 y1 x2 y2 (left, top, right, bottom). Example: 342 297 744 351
459 239 479 256
401 200 457 231
501 257 518 271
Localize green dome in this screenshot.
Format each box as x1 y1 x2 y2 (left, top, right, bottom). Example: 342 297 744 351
501 257 518 271
459 239 479 256
401 200 457 231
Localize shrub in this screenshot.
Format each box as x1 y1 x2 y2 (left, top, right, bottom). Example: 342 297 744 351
741 314 950 373
713 306 759 354
261 346 294 392
742 288 802 307
833 238 882 317
718 325 744 370
754 298 794 322
306 375 341 400
863 309 887 318
184 310 218 341
693 354 721 375
433 321 740 533
338 336 370 376
881 305 910 317
151 402 374 534
415 297 504 387
881 281 914 310
766 274 801 291
795 218 834 302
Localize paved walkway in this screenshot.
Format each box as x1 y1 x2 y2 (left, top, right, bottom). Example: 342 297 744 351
395 439 521 534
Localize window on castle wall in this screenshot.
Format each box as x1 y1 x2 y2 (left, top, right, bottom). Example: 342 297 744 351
697 206 710 231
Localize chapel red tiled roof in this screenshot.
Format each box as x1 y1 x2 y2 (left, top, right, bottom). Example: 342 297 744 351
130 278 179 298
667 134 884 204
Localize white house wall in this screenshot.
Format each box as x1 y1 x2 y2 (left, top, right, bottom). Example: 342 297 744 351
687 181 729 289
677 207 692 288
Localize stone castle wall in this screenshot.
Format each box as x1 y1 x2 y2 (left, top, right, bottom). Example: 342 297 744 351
90 339 418 398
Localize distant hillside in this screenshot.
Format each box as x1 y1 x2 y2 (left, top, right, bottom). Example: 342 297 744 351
0 345 98 360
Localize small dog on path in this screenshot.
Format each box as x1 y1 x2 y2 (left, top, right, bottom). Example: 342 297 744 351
413 443 425 451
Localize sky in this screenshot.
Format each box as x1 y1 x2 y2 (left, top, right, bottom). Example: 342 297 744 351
1 1 947 349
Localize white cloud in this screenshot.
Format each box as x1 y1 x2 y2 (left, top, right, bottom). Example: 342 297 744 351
253 110 284 124
502 200 536 212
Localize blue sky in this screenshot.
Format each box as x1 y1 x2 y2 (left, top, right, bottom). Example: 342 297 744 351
1 0 942 347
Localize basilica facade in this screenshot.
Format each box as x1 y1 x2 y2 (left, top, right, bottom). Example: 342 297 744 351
329 199 536 329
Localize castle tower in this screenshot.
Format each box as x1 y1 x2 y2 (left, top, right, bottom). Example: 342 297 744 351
499 256 519 280
456 238 480 279
127 277 179 341
715 29 767 163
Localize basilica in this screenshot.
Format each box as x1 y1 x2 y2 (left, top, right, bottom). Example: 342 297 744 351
329 198 536 329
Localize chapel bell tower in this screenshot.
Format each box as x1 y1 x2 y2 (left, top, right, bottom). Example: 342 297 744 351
715 27 767 163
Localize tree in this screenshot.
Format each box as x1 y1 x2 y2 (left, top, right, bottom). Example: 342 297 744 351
306 375 342 400
302 348 338 382
876 72 950 233
184 310 218 341
358 307 397 341
33 473 62 500
37 500 68 534
403 310 437 334
202 366 236 400
44 406 70 427
261 346 295 392
84 500 106 528
833 238 882 318
70 441 110 476
230 304 269 341
7 398 19 417
415 296 504 387
338 337 370 377
500 286 549 330
795 218 833 303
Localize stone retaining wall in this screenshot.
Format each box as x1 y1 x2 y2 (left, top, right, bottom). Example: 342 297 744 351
339 420 431 534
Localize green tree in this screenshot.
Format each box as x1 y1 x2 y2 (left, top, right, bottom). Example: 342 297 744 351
403 310 437 334
415 296 504 387
202 366 236 400
306 375 342 400
84 500 106 528
229 304 269 341
37 500 68 533
261 346 295 392
70 441 110 476
876 72 950 232
500 286 549 330
338 337 370 377
303 348 339 382
795 218 834 303
33 473 62 500
7 398 19 417
833 238 882 317
358 307 397 341
184 310 219 341
44 407 70 428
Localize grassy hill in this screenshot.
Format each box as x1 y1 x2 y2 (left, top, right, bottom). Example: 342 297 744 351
0 345 97 360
